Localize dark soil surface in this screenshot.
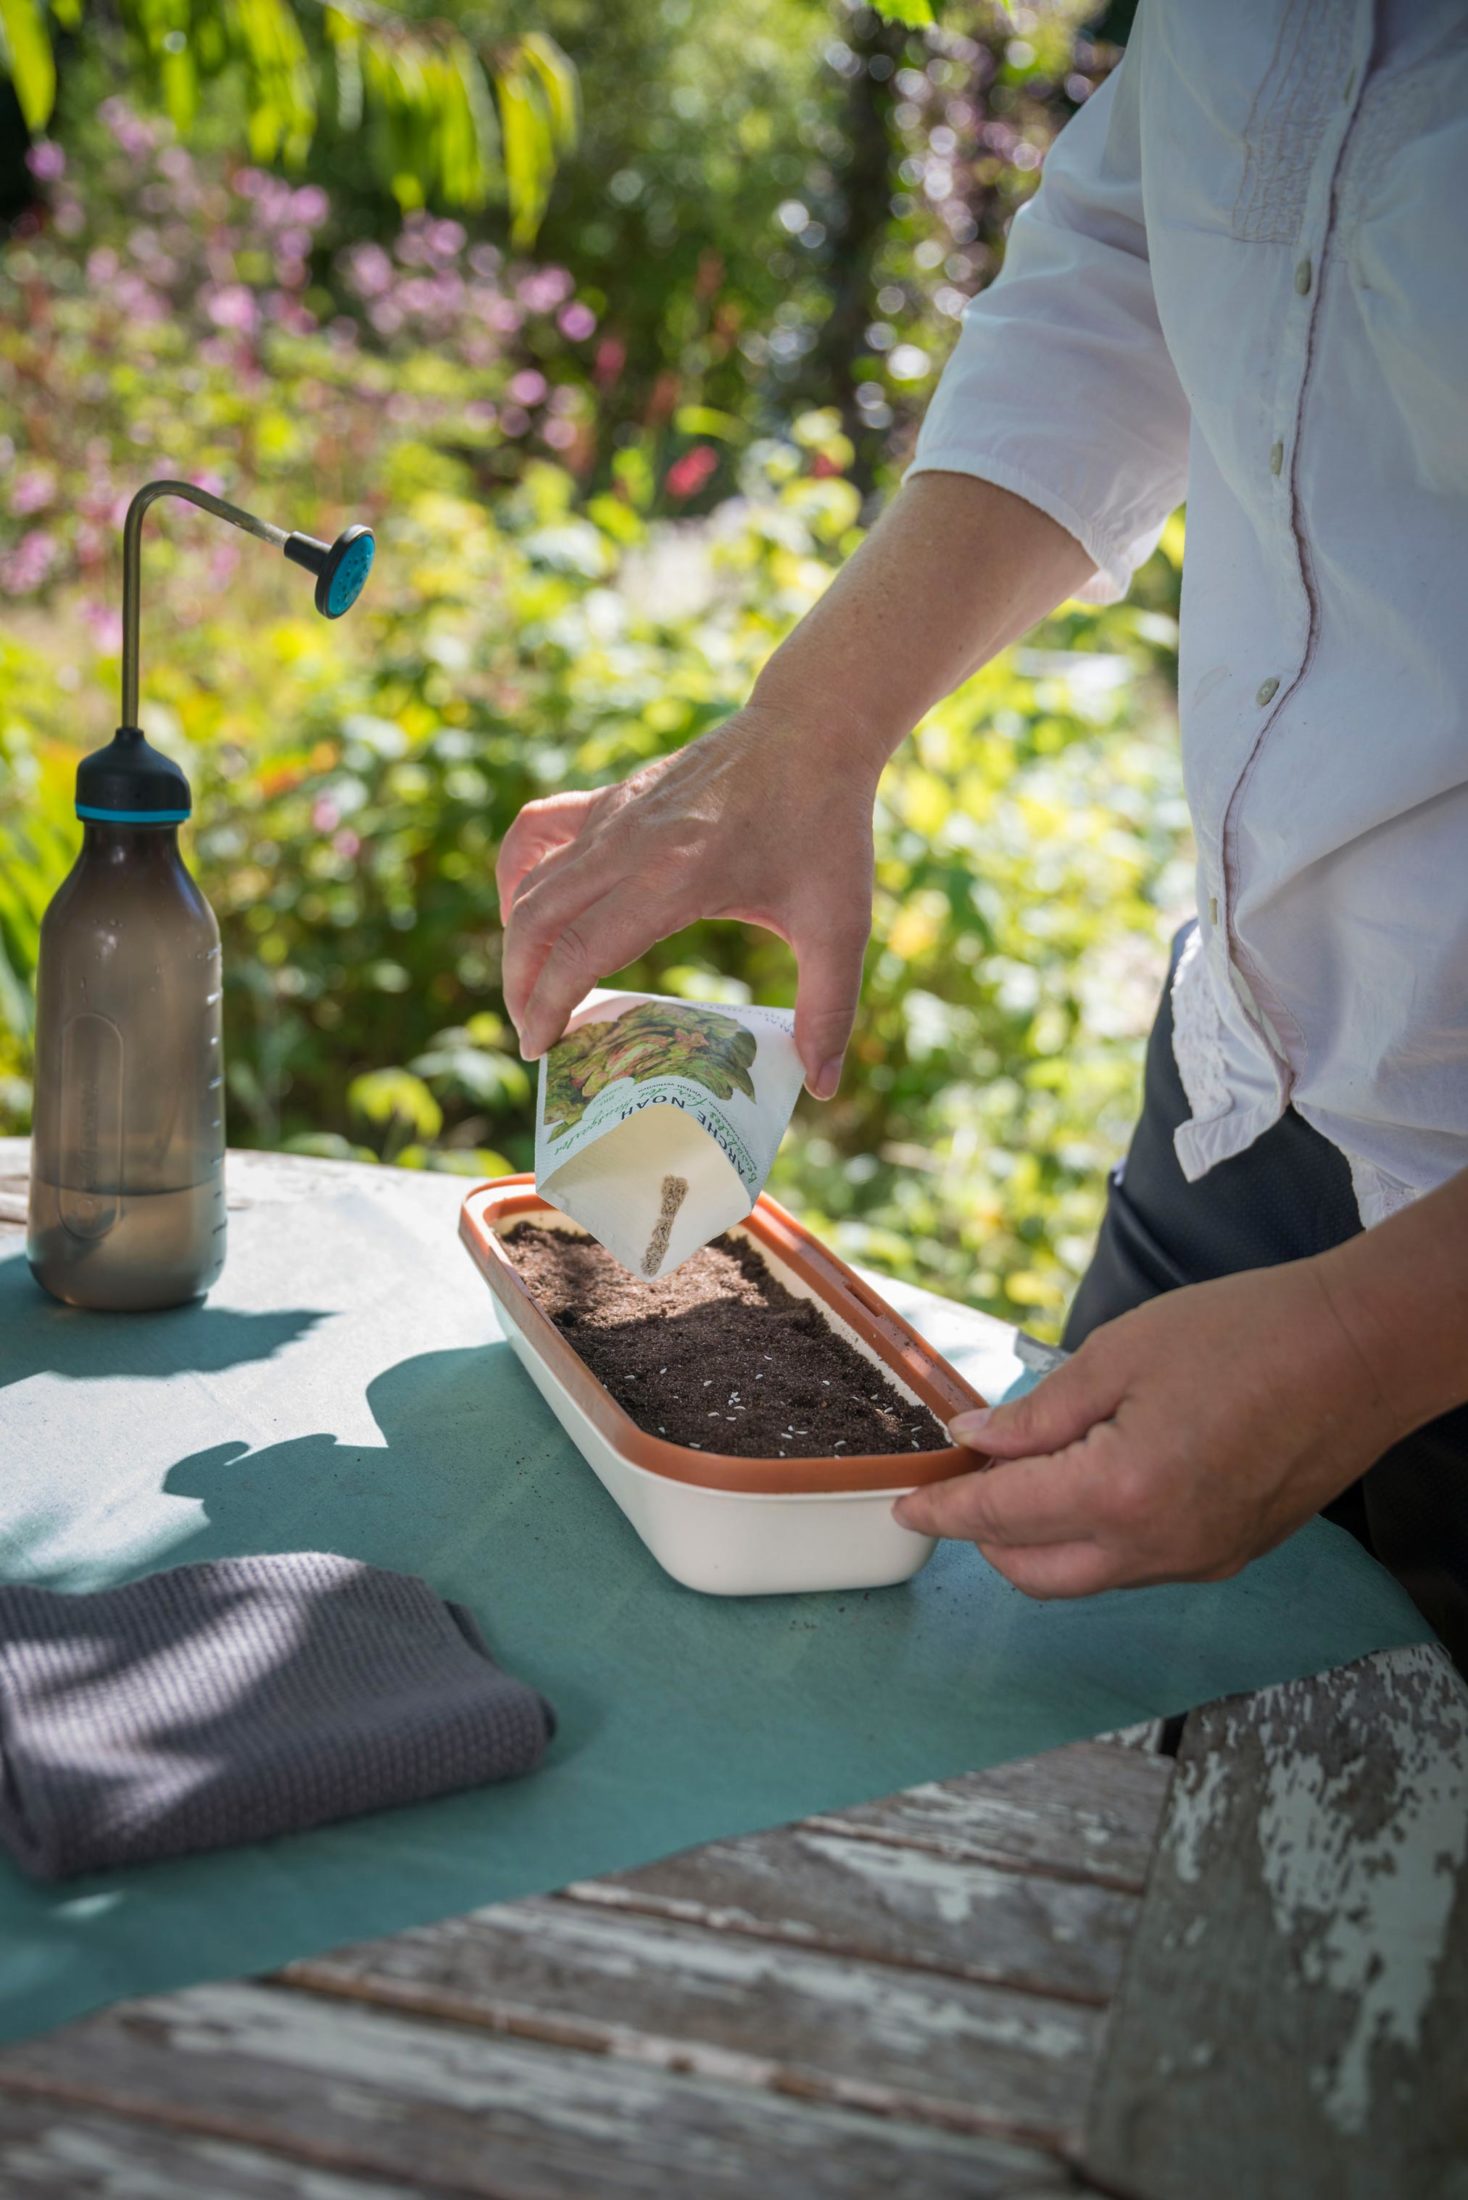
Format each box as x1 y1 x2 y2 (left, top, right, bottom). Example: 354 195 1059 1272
501 1221 948 1460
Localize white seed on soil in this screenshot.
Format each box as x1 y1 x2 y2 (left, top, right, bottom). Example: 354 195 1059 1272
703 1380 713 1387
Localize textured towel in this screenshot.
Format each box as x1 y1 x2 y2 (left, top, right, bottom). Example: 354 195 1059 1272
0 1554 555 1881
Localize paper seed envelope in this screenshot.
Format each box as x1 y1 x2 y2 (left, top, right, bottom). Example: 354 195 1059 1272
534 990 806 1278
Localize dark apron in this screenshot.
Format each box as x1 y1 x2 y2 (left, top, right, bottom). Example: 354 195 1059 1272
1064 925 1468 1669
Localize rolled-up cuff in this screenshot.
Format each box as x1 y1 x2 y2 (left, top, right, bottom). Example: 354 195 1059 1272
905 443 1159 604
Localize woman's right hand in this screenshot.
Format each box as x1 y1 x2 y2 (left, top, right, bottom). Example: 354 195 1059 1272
497 473 1094 1094
496 700 878 1099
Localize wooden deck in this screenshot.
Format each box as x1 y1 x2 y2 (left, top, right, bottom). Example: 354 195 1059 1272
0 1732 1170 2198
1 1145 1465 2198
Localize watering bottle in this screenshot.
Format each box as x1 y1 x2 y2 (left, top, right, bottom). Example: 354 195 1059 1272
27 480 376 1311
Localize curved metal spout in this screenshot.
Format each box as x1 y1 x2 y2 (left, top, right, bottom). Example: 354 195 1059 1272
120 481 289 729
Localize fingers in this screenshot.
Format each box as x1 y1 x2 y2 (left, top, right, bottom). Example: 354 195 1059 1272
894 1446 1142 1599
791 898 870 1100
949 1345 1123 1462
893 1443 1112 1547
976 1540 1120 1600
515 883 672 1060
496 791 600 926
502 850 610 1037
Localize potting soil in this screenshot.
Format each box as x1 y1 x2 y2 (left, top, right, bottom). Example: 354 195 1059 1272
501 1220 948 1458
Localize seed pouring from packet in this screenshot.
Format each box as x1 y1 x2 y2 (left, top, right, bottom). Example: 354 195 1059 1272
533 991 807 1277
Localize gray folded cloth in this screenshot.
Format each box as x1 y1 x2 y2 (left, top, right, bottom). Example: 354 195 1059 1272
0 1553 555 1881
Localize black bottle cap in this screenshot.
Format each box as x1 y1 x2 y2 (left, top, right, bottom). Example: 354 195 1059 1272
75 727 192 824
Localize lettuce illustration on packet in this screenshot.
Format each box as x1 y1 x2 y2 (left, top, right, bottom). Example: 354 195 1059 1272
534 990 803 1279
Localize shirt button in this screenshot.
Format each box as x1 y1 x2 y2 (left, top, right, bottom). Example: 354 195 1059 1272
1269 439 1284 476
1208 894 1219 926
1295 257 1313 296
1257 676 1279 706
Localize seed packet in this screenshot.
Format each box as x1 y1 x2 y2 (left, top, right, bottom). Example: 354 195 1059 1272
534 990 806 1279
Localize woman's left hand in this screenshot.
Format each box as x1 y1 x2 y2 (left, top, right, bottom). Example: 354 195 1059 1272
893 1259 1407 1597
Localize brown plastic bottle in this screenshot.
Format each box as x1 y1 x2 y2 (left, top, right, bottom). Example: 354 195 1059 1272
27 728 226 1310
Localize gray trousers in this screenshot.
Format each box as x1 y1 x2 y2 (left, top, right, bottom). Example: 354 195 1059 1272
1063 927 1468 1670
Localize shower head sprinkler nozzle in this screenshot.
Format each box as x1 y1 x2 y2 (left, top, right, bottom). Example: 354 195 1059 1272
120 481 376 730
284 523 377 619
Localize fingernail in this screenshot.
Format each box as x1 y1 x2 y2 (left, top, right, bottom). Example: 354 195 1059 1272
811 1057 842 1101
948 1407 993 1444
892 1497 915 1527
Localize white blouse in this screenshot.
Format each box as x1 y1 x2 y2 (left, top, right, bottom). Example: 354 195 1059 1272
911 0 1468 1226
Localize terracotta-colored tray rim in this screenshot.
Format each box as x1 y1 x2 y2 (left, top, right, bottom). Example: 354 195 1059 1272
459 1174 986 1497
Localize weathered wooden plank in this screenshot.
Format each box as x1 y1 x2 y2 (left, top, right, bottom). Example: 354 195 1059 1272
285 1891 1102 2148
1096 1720 1166 1754
1085 1642 1468 2200
803 1738 1172 1892
0 2092 427 2199
566 1820 1139 2005
0 1981 1071 2200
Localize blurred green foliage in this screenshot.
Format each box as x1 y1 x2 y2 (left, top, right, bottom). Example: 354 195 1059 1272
1 0 578 240
0 1 1189 1336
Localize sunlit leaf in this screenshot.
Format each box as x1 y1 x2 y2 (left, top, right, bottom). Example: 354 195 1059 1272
497 51 555 248
452 39 500 197
674 405 744 442
348 1068 443 1142
324 6 363 131
865 0 935 26
409 1042 531 1110
0 0 56 130
519 30 579 150
161 42 198 134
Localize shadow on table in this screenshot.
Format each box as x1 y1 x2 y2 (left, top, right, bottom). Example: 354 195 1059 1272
157 1343 553 1595
0 1254 328 1392
156 1341 599 1727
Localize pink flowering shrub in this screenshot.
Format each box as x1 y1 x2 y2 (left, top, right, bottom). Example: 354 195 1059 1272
0 101 602 610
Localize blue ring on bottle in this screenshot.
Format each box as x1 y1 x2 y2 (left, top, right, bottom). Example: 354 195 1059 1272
76 805 191 824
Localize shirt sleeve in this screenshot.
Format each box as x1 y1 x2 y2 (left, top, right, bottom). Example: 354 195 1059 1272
908 30 1190 603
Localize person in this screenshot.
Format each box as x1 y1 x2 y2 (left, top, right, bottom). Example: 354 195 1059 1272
496 0 1468 1664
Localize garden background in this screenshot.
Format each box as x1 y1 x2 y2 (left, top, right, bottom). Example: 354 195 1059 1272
0 0 1188 1335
